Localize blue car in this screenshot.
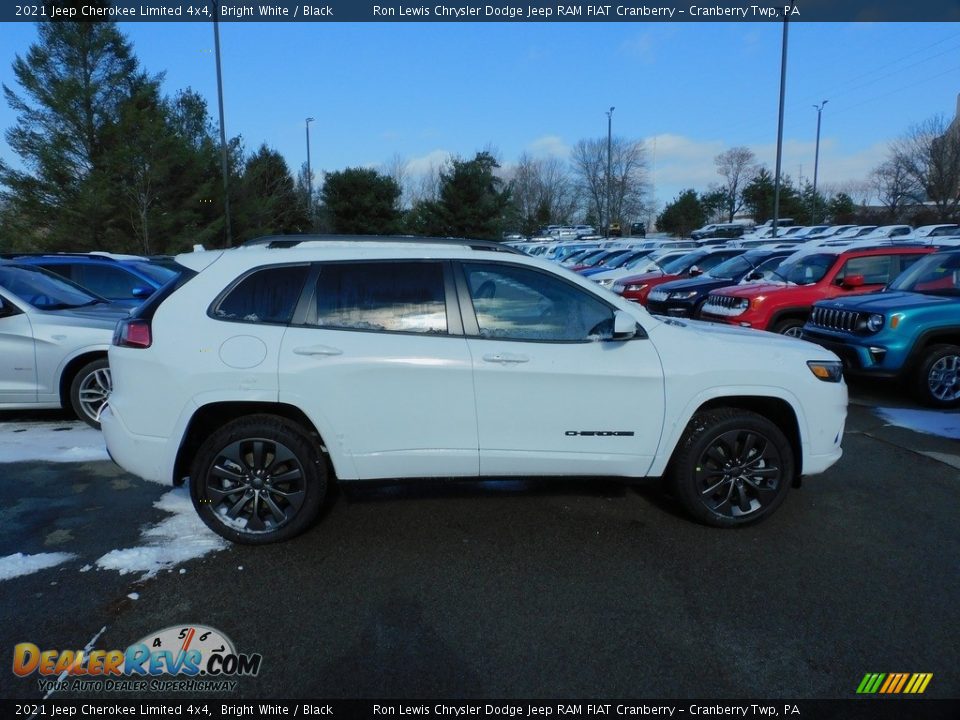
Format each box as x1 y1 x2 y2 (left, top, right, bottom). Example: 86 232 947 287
802 249 960 407
9 253 179 309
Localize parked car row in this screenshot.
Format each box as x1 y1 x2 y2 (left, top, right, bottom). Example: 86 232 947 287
0 253 179 427
524 232 959 407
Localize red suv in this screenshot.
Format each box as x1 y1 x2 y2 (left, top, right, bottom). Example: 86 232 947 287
699 246 935 336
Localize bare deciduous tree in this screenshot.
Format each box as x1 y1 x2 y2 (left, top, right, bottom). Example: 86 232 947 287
570 136 650 233
507 153 579 234
893 114 960 221
714 146 758 222
870 156 919 222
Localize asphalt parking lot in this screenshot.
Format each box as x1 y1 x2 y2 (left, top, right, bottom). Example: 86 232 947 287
1 381 958 702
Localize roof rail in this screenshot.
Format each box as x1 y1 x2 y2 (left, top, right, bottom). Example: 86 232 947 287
241 234 521 254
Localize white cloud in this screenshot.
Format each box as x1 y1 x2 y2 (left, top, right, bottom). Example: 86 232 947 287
527 135 570 159
405 149 452 177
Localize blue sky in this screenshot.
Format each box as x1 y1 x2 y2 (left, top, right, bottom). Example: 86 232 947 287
2 20 959 211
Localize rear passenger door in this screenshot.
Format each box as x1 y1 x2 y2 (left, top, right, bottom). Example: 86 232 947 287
278 260 478 480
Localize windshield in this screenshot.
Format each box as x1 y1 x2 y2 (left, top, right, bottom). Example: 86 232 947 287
660 251 707 275
773 253 837 285
0 264 102 310
887 252 960 296
130 261 178 285
707 255 754 280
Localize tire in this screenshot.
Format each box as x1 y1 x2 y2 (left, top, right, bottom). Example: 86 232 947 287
772 318 805 338
69 357 111 429
914 344 960 408
189 415 327 544
692 298 708 320
668 409 794 527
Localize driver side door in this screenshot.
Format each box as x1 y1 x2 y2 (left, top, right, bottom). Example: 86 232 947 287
0 294 37 403
456 261 665 478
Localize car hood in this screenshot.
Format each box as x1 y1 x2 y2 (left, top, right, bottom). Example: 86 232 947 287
652 275 739 294
43 305 130 325
711 281 794 298
619 270 675 284
816 290 955 313
654 316 837 358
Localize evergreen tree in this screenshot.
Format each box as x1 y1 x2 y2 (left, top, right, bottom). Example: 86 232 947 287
0 16 151 250
235 144 307 243
320 167 401 235
655 189 705 237
430 151 512 239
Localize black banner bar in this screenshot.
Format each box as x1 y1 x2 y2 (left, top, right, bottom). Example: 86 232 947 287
3 1 960 23
3 700 960 720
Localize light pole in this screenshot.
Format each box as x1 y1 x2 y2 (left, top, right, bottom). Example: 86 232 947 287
812 100 828 224
211 1 232 246
606 106 615 238
771 2 794 239
305 117 315 230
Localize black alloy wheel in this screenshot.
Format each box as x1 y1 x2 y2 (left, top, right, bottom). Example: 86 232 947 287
190 415 327 544
669 409 794 527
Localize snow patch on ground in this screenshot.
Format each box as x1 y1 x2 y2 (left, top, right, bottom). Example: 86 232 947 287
874 407 960 441
95 487 227 580
0 552 77 581
0 421 109 463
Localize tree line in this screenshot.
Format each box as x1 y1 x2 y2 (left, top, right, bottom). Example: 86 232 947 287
3 13 955 254
0 14 653 255
657 118 960 238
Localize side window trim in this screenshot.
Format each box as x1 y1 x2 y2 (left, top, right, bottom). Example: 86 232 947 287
207 262 312 326
298 259 457 337
453 259 630 345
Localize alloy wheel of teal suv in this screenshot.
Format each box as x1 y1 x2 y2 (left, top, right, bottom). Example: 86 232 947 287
802 249 960 407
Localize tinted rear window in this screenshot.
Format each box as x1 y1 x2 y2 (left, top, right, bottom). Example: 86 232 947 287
213 265 310 324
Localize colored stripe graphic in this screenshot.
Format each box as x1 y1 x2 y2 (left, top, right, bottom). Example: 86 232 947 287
857 672 932 694
857 673 885 693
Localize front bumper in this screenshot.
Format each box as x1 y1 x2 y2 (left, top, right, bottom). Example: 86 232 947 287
800 329 902 379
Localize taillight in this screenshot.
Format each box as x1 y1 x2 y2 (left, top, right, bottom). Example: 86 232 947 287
113 319 152 348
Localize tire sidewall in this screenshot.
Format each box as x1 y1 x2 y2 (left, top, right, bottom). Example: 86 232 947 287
915 344 960 408
189 416 327 545
671 410 795 528
69 357 110 429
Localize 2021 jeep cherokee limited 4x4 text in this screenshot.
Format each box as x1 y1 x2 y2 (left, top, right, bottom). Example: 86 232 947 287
101 237 848 544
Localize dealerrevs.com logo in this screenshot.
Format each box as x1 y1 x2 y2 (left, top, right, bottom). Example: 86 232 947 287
13 625 262 693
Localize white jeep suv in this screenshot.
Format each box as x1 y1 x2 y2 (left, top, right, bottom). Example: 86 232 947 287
101 237 847 544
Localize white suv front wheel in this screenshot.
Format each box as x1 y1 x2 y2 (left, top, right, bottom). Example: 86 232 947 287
189 415 327 544
669 409 794 527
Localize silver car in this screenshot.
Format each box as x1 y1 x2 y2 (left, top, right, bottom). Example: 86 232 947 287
0 263 129 428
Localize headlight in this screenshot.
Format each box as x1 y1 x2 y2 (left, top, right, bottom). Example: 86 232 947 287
625 283 648 292
866 313 884 332
598 278 614 288
807 360 844 382
668 291 699 300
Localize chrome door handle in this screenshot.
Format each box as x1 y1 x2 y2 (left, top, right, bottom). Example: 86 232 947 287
482 353 529 364
293 345 343 357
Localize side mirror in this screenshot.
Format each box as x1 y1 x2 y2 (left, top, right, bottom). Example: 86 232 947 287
131 286 152 299
612 310 638 340
746 270 764 281
688 265 703 277
842 274 865 288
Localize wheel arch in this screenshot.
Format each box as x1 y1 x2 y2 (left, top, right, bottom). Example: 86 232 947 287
173 401 339 487
903 329 960 374
662 394 803 484
58 351 109 408
768 307 810 332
